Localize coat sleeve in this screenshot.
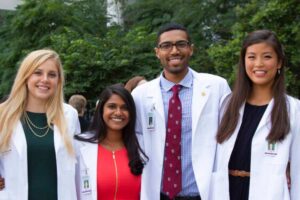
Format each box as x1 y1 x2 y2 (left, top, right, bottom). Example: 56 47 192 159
290 98 300 199
64 103 81 135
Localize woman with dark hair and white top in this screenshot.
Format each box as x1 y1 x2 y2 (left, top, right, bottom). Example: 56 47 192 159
75 84 148 200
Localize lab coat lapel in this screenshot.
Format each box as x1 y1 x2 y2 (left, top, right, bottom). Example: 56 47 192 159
252 99 274 143
12 121 27 157
149 78 165 124
80 143 98 200
54 125 64 154
146 79 166 149
191 75 210 139
220 103 245 168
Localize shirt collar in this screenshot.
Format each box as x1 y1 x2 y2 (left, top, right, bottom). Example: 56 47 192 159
160 68 193 92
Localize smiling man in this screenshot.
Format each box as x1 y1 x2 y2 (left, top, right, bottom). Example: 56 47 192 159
132 23 231 200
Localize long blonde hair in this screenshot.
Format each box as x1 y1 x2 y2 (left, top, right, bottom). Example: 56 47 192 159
0 49 73 154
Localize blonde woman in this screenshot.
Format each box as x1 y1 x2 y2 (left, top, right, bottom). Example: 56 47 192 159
0 49 80 200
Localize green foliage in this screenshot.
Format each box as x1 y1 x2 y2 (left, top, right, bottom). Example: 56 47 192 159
0 0 107 98
208 0 300 96
51 25 158 99
123 0 250 74
0 0 299 100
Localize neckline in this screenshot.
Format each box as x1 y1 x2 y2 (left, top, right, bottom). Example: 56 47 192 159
245 102 268 108
99 144 126 153
26 111 46 115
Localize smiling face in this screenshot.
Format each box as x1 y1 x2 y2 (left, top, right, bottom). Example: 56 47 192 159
155 30 193 81
245 42 281 90
102 94 130 134
26 59 59 105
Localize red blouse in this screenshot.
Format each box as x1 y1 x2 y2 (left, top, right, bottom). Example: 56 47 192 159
97 145 141 200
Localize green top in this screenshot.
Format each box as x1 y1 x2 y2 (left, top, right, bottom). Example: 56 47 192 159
22 111 57 200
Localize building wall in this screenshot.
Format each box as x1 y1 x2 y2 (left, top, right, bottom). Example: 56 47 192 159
106 0 123 26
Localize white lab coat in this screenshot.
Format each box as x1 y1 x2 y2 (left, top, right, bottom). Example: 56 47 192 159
0 103 80 200
209 95 300 200
131 69 231 200
75 136 97 200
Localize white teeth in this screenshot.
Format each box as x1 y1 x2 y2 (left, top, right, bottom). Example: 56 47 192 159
169 57 181 61
112 118 122 122
38 85 49 90
254 70 266 75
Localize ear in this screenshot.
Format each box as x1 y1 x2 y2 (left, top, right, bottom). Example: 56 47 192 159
189 44 194 56
154 47 160 59
277 60 282 70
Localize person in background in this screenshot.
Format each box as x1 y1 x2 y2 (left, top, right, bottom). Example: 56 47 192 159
0 49 79 200
131 23 231 200
75 84 148 200
69 94 90 132
125 76 147 93
210 30 300 200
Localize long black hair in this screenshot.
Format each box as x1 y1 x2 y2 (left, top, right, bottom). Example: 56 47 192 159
217 30 289 143
75 84 148 175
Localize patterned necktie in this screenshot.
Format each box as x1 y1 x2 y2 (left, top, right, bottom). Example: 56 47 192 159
163 84 182 199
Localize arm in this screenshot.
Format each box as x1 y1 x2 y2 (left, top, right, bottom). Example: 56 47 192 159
290 99 300 199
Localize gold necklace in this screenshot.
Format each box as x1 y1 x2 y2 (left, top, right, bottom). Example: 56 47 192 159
24 112 48 129
24 112 50 138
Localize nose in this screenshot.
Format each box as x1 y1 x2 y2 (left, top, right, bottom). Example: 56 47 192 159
255 58 263 67
41 73 49 81
115 107 122 115
170 44 180 54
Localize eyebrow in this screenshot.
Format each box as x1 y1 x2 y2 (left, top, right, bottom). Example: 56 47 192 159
246 51 273 55
159 40 188 43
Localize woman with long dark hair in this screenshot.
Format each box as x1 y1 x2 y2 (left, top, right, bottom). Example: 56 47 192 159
75 84 147 200
209 30 300 200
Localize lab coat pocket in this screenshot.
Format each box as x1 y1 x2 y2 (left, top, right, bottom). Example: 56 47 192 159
250 173 286 200
267 175 285 200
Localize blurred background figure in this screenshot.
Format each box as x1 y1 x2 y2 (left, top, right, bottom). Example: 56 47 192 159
69 94 90 132
124 76 147 92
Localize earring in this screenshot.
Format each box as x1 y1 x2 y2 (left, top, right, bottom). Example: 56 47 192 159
277 69 281 75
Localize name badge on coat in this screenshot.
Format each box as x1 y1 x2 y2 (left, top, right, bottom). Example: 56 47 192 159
147 104 156 130
81 169 92 195
265 142 278 156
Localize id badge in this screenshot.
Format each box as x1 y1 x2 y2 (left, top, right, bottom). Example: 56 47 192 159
147 111 155 130
147 105 155 131
81 169 92 195
265 142 278 156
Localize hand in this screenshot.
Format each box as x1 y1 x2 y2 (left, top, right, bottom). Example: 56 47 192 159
0 176 4 190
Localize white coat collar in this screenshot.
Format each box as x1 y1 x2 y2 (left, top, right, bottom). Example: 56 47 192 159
252 98 274 141
12 121 66 156
145 77 165 126
221 98 274 167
